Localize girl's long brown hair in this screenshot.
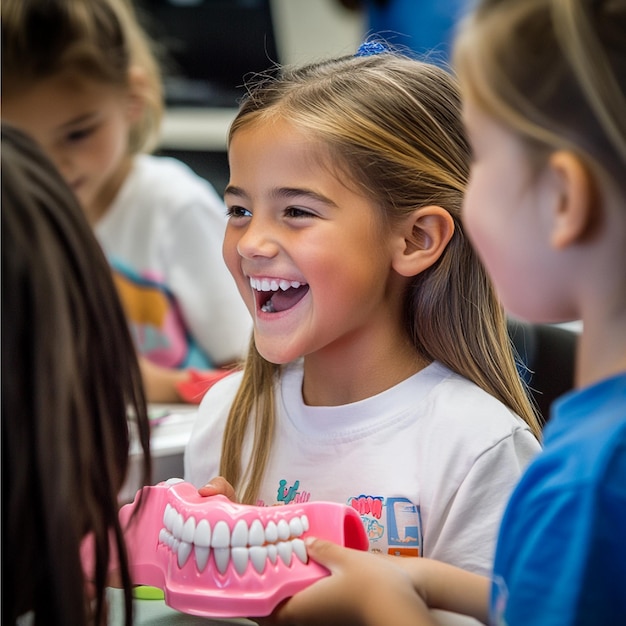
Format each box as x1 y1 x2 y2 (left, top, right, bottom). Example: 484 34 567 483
220 52 542 504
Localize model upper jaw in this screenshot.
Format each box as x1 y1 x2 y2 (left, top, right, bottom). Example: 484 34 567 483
115 479 368 618
158 479 309 575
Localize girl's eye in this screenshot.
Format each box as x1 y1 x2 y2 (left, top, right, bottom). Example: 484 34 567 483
226 205 251 218
66 126 96 143
285 206 315 218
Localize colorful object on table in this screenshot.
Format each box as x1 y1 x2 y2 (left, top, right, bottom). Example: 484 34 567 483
175 369 234 404
133 585 165 600
100 479 368 617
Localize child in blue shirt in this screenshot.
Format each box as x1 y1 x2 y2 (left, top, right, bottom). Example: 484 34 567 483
271 1 626 624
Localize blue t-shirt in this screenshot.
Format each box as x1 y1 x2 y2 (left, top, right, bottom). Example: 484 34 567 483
491 373 626 625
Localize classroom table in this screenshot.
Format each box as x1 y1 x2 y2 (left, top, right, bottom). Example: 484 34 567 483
106 587 481 626
121 404 198 502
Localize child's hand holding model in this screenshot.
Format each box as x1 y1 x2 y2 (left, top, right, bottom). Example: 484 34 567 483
184 43 543 580
268 1 626 624
1 0 252 403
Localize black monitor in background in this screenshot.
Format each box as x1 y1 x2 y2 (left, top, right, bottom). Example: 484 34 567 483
135 0 280 108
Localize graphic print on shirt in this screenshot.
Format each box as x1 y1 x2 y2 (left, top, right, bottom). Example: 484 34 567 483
111 259 211 370
262 478 422 556
275 479 312 505
349 494 422 556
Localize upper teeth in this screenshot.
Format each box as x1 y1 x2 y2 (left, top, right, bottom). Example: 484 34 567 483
159 503 310 575
250 278 304 292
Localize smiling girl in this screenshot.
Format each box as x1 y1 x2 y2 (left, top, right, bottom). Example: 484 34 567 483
184 45 543 576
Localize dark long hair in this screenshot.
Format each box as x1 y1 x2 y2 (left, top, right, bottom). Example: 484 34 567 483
1 123 151 625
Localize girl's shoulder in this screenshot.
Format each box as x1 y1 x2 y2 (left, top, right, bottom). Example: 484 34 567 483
423 362 537 436
425 361 512 405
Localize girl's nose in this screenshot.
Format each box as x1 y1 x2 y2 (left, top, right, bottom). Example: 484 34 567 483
49 149 73 183
236 218 279 259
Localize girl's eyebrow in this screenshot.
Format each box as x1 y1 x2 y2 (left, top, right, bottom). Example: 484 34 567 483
223 185 247 198
224 185 337 207
58 112 99 131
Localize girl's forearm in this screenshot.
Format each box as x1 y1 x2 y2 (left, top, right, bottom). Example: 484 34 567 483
360 579 443 626
399 558 491 624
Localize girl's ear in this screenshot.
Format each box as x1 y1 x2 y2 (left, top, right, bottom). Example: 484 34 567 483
127 65 148 123
548 150 594 249
391 206 455 277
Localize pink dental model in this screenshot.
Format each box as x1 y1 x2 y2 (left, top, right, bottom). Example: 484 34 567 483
102 478 369 618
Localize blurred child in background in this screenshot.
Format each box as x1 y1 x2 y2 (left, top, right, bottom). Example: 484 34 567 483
1 0 252 403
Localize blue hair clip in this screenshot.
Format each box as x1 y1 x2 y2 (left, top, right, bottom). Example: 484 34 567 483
354 40 388 57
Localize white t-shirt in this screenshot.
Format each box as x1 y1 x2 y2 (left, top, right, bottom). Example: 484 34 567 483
185 360 541 575
95 154 251 368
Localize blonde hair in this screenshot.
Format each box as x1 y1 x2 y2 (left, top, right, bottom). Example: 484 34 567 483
1 0 163 153
220 52 542 504
454 0 626 191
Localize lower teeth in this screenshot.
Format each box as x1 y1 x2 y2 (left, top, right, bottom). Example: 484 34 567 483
261 299 276 313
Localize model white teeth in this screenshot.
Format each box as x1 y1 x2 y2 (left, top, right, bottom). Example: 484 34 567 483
249 277 305 292
214 548 230 575
231 547 249 575
292 538 307 564
265 520 278 543
182 517 196 543
250 546 268 574
211 520 230 549
249 519 265 546
231 519 248 547
267 543 278 564
159 509 310 575
278 541 293 566
173 511 184 538
194 520 211 570
178 541 193 567
277 519 290 541
195 519 211 546
195 546 210 572
290 517 304 537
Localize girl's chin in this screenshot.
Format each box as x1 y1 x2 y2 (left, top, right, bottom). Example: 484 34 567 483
254 338 298 365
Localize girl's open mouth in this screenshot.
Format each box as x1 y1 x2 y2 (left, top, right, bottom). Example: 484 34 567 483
249 277 310 313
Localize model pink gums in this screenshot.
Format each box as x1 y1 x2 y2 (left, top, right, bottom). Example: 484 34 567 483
96 479 368 617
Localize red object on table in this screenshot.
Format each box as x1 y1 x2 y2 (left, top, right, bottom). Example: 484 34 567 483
175 369 234 404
